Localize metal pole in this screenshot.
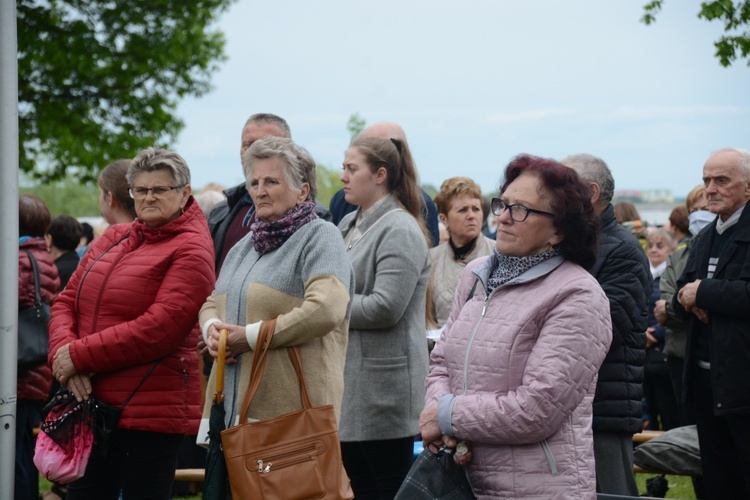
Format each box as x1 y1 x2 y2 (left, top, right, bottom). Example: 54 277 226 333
0 0 20 497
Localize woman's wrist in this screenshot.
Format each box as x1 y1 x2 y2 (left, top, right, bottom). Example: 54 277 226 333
201 318 221 342
245 321 263 350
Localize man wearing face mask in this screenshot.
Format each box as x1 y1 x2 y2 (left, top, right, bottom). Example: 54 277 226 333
655 185 710 428
655 185 715 498
671 148 750 498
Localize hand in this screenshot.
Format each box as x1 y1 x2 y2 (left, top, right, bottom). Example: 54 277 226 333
52 343 78 386
677 280 701 311
418 402 441 445
693 307 709 324
453 440 473 466
66 373 92 402
645 329 657 348
678 280 708 323
654 299 667 326
206 322 245 362
197 337 209 357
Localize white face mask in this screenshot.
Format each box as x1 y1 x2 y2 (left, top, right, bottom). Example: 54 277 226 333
689 210 715 236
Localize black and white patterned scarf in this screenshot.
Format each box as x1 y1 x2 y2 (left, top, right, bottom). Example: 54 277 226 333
487 247 559 293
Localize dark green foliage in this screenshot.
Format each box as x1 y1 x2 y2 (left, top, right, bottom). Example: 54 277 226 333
642 1 750 67
18 0 234 183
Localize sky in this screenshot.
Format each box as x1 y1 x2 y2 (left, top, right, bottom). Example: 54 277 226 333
173 0 750 199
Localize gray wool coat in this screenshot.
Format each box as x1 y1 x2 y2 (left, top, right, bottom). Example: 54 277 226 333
338 195 431 441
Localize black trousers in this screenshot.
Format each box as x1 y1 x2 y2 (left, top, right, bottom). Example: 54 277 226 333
15 400 42 500
341 436 415 500
689 364 750 498
66 429 183 500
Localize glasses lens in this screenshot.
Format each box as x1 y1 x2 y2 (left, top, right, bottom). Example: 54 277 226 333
492 198 504 216
510 205 529 222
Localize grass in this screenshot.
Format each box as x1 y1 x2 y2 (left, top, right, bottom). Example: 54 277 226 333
637 473 697 499
41 472 697 499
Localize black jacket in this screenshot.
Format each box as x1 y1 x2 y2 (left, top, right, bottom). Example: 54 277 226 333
589 204 651 433
673 206 750 415
207 183 333 271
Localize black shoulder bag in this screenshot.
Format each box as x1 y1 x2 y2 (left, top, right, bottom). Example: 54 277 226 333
18 250 51 369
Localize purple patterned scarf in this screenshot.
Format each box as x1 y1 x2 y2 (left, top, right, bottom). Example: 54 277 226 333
250 201 318 255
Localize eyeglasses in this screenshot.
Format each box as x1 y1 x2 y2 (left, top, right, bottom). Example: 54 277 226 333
129 185 184 199
491 198 555 222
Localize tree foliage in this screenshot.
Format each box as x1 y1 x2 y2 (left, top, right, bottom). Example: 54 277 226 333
316 164 342 208
18 0 234 183
346 112 366 139
642 1 750 67
20 177 101 218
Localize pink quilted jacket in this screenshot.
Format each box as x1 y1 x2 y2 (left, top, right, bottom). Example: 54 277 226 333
426 255 612 499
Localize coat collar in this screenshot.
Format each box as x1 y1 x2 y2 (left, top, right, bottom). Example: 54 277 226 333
599 204 617 231
340 194 402 239
471 253 565 294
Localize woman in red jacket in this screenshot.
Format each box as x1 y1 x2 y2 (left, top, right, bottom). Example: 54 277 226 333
17 194 59 500
49 148 215 500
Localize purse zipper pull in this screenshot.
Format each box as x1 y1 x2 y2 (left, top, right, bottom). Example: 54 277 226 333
263 463 272 474
257 460 264 472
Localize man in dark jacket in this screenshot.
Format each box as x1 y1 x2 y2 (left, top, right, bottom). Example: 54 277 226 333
207 113 330 272
672 147 750 498
562 153 651 496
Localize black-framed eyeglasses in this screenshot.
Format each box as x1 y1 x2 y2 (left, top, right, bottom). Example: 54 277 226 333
491 198 555 222
129 185 184 199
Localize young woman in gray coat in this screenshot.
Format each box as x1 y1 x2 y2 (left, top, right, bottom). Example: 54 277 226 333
338 135 431 499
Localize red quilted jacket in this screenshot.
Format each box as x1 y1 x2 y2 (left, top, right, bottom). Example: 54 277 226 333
18 238 59 401
49 197 215 434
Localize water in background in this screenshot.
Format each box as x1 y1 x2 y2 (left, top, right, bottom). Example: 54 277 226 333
635 203 676 227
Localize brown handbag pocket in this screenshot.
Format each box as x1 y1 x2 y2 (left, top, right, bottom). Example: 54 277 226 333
250 440 327 499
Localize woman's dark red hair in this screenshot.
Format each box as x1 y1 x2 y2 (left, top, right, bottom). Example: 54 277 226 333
500 154 599 269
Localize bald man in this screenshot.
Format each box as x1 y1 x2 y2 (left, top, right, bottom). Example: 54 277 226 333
672 148 750 498
329 122 440 246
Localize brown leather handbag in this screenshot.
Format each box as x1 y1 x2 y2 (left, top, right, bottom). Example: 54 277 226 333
221 319 354 499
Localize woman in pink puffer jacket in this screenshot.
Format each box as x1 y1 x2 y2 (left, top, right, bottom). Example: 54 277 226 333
420 155 612 499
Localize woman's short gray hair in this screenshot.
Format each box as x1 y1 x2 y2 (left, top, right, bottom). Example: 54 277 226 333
242 137 317 201
126 147 191 187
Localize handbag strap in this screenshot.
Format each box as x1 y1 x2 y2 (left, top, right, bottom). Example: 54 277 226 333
119 359 161 410
21 249 43 308
238 319 275 423
238 318 313 423
286 345 313 409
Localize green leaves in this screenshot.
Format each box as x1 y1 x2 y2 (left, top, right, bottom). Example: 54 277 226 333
18 0 234 183
641 0 664 25
641 0 750 67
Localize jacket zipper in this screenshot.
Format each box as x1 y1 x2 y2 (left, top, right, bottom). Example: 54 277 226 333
75 233 130 332
540 439 558 476
463 292 491 395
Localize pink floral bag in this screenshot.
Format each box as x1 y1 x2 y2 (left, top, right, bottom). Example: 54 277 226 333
34 390 95 484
